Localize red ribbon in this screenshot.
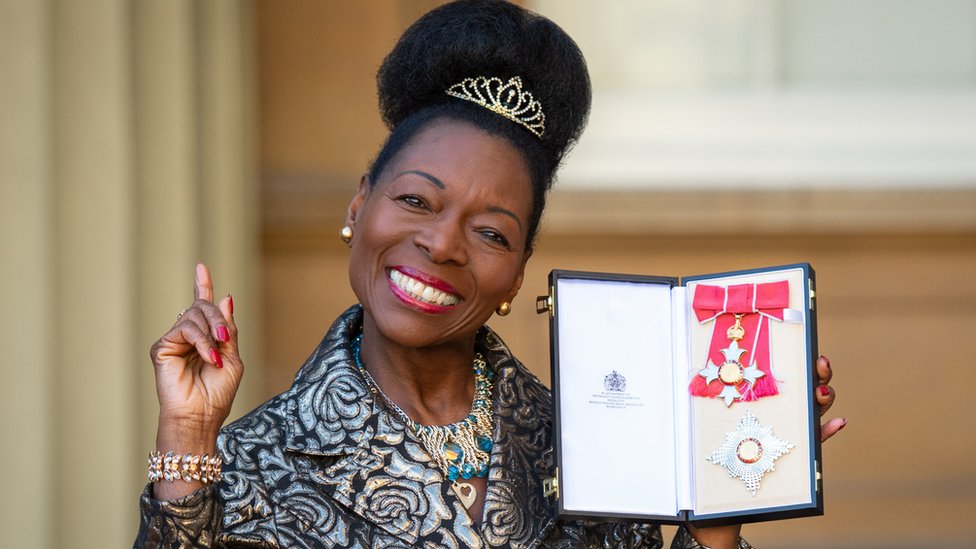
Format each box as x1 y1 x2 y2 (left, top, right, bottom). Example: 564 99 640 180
688 280 790 402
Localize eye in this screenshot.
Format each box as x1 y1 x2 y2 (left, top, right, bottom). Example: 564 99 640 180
396 194 428 210
478 228 511 248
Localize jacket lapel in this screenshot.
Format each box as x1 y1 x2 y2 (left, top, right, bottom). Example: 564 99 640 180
281 309 482 546
478 328 559 548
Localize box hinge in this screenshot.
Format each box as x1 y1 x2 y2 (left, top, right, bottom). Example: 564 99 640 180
543 468 559 498
815 460 822 492
536 288 554 319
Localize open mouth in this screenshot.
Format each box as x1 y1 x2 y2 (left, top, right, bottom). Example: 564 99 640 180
388 268 463 307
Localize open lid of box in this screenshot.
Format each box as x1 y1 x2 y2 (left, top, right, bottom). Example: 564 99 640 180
538 264 822 526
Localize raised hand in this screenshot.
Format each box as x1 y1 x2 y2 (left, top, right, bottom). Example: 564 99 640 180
815 355 846 441
149 263 244 499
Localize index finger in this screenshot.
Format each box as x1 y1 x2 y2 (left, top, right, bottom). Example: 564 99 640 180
194 263 214 303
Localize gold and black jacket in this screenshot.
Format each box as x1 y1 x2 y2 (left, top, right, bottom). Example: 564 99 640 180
135 305 732 549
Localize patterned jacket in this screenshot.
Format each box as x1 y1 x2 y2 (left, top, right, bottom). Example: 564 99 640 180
135 305 721 548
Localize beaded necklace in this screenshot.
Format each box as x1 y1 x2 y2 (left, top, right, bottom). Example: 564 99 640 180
352 333 495 509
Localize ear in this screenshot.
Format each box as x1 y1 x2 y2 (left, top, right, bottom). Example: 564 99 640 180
505 248 534 303
345 174 371 229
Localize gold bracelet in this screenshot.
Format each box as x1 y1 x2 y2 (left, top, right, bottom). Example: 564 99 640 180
148 450 222 484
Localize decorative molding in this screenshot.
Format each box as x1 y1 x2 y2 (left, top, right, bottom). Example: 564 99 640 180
261 174 976 250
543 188 976 236
560 90 976 189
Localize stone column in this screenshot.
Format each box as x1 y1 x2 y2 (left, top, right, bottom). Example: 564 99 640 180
0 1 259 547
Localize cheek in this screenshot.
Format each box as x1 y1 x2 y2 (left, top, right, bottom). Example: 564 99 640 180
346 248 368 302
478 256 524 298
347 213 388 293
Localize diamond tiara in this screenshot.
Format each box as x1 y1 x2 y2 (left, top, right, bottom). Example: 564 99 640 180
445 76 545 138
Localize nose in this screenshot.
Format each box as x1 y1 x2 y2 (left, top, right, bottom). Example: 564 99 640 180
414 215 468 265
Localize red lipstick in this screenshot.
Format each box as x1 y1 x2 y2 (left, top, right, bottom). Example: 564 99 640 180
392 265 460 295
387 266 462 314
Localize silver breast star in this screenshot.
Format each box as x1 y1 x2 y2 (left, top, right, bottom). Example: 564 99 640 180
708 410 794 495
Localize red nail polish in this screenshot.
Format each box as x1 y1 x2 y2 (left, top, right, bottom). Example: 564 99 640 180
217 326 229 342
818 385 830 397
209 348 223 368
228 294 234 315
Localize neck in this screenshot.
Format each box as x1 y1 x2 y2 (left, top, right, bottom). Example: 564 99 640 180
358 316 478 426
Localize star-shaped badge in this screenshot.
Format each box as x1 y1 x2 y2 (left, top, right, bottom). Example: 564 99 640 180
708 410 794 495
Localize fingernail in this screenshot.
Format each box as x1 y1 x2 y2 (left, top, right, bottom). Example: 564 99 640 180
838 418 848 431
818 385 830 397
209 348 223 368
196 263 205 283
228 293 234 316
217 326 229 342
820 355 830 369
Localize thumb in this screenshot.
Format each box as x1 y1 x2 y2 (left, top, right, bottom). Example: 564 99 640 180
821 417 848 442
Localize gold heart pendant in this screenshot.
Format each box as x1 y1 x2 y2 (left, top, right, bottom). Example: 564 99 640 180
453 482 477 509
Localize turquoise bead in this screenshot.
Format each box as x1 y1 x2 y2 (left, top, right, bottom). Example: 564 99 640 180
443 442 463 464
476 435 493 452
461 463 475 479
477 463 488 477
447 465 460 481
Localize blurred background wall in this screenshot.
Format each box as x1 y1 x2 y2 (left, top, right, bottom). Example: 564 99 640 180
2 1 975 547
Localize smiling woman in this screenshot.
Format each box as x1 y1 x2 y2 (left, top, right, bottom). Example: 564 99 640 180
348 120 534 352
134 1 836 548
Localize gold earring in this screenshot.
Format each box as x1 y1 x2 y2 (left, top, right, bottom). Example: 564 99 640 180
496 301 511 316
340 226 353 244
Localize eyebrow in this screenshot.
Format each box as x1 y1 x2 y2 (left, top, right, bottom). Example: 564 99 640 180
488 205 523 230
398 170 445 189
397 169 524 230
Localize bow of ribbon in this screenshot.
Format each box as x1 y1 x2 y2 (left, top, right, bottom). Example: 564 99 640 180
688 280 790 405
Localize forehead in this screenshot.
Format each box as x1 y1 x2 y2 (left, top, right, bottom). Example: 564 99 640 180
379 118 534 204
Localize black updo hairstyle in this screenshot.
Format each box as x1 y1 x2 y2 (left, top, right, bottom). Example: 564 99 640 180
369 0 591 249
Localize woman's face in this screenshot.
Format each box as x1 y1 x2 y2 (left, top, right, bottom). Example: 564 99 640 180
346 118 534 349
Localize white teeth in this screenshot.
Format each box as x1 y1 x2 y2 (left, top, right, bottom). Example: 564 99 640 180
389 269 461 306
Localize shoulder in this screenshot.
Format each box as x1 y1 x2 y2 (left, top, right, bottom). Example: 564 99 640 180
218 391 292 460
217 304 372 468
217 304 365 454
